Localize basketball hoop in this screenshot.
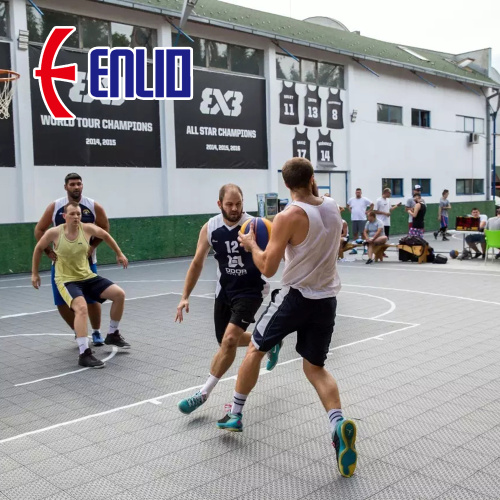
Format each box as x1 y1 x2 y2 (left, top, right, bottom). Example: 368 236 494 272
0 70 20 120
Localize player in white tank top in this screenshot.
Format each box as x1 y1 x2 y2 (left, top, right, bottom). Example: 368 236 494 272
218 158 357 478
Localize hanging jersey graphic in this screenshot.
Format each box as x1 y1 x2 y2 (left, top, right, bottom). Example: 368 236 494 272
303 85 322 127
316 130 334 165
279 81 299 125
326 89 344 129
292 128 310 160
207 214 268 300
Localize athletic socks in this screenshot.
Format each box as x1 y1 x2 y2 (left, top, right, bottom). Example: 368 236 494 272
108 320 120 334
328 408 344 434
76 336 90 354
200 374 220 397
92 329 101 335
231 392 248 415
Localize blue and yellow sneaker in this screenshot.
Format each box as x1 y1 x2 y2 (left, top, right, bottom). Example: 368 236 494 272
217 412 243 432
177 391 207 414
333 419 357 477
266 341 283 371
92 331 105 346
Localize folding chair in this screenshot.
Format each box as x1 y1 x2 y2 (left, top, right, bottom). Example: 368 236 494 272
484 230 500 264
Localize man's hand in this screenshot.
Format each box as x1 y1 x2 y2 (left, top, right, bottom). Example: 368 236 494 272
116 253 128 268
44 248 57 262
32 273 41 289
175 298 189 322
238 222 257 253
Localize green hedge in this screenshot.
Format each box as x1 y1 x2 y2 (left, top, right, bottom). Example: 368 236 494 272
0 201 495 275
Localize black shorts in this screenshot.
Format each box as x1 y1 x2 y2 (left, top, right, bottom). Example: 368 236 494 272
213 293 263 344
252 287 337 367
63 276 114 308
384 226 390 237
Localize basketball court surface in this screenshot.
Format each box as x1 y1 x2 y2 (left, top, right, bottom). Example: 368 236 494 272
1 236 500 499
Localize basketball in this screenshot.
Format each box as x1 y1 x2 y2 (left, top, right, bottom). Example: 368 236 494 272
449 250 459 259
240 217 272 250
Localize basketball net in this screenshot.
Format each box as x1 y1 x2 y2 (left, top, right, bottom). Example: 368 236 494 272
0 70 20 120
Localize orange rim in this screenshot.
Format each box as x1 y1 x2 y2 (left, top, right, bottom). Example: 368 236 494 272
0 70 20 82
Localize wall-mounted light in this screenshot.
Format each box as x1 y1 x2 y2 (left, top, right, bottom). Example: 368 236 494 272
18 30 29 50
351 109 358 122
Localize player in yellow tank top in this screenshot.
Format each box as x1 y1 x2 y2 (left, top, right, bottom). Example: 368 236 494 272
32 202 130 368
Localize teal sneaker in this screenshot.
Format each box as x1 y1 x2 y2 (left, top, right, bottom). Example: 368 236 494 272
266 341 283 371
217 412 243 432
177 391 207 415
332 419 357 477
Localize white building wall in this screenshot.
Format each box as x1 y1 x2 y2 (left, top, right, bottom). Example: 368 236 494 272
1 0 494 223
349 62 488 204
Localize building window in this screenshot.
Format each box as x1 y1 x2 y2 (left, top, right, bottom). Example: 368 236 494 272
377 104 403 124
412 109 430 128
412 178 431 196
382 178 404 197
456 115 484 134
27 6 156 56
276 54 344 88
0 1 8 38
456 179 484 195
175 35 264 76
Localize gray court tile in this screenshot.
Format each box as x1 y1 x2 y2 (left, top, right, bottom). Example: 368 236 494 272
2 478 60 500
458 471 500 497
0 467 40 490
438 486 497 500
391 472 455 499
64 477 125 499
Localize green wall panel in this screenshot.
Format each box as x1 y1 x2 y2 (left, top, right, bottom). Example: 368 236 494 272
0 201 495 276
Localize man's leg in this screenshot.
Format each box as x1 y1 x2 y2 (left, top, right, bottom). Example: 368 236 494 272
98 283 130 349
57 304 75 330
87 303 104 346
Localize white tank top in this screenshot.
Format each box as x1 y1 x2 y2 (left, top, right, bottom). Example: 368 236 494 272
281 197 342 299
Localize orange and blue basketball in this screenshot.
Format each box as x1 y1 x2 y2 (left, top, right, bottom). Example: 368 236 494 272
449 249 459 259
240 217 272 250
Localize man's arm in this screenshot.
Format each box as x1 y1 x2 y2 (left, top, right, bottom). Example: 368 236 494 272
32 227 58 288
437 205 442 220
390 202 402 212
409 203 420 218
83 224 128 267
366 200 374 213
239 211 293 278
175 223 211 322
362 225 369 241
89 202 110 253
34 202 57 261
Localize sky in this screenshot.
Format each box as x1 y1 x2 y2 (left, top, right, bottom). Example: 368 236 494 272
225 0 500 73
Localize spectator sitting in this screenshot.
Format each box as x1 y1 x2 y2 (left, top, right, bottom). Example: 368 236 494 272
339 218 349 254
485 207 500 259
363 211 388 265
465 208 488 259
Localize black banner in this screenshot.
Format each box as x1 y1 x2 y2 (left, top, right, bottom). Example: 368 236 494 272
175 69 267 169
0 42 15 167
29 45 161 167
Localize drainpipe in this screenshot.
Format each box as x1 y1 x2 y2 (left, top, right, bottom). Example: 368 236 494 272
487 91 500 201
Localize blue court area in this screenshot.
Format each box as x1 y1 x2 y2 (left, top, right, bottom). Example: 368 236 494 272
0 250 500 499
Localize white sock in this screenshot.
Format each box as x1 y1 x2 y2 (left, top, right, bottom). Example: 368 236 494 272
328 408 344 434
109 320 119 334
200 374 219 397
92 329 101 335
231 392 247 415
76 336 89 354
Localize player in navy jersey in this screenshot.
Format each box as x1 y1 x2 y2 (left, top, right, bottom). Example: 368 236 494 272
176 184 276 415
35 173 110 346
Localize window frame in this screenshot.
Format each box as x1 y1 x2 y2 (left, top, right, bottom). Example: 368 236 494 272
382 178 404 198
411 178 431 196
456 178 485 195
456 115 486 134
0 1 9 39
276 53 345 89
411 108 431 128
377 104 403 125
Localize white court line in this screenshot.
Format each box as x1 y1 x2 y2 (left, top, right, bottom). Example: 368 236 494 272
14 347 119 387
339 263 500 278
0 333 73 338
343 284 500 306
342 291 395 319
0 323 418 445
0 258 196 284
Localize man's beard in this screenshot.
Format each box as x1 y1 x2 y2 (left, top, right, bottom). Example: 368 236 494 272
69 191 81 201
221 207 242 223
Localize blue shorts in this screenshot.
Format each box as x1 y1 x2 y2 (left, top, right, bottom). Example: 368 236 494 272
440 216 448 229
51 262 98 306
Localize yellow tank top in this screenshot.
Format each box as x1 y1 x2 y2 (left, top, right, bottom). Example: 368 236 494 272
54 223 97 284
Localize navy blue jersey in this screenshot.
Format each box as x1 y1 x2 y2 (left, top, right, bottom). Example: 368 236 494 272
52 196 96 226
207 214 268 300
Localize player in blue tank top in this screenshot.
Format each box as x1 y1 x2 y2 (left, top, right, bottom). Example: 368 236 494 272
34 173 110 347
175 184 278 415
